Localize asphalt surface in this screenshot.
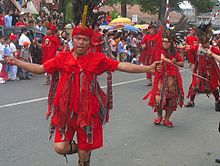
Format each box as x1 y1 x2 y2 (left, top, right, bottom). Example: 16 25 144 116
0 63 220 166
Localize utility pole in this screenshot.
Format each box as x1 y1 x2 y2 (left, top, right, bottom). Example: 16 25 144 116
121 0 127 17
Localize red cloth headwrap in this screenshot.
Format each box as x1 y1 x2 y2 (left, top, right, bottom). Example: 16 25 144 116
48 23 57 32
9 33 18 41
72 25 93 38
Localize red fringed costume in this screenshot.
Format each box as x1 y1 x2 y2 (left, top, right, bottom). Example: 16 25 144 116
185 35 199 63
139 26 163 83
143 49 184 111
91 31 103 53
187 45 220 99
43 50 119 150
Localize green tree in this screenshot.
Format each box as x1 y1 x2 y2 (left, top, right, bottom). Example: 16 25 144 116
106 0 214 19
137 0 214 16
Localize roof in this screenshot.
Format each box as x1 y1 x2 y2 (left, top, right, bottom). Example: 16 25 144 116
100 4 182 23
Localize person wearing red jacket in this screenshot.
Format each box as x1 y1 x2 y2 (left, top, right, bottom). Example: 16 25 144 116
4 25 161 166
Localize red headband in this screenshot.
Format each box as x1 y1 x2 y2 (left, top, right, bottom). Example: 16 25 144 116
72 25 93 38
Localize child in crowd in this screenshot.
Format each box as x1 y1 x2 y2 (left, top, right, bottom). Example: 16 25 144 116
131 54 139 64
17 41 31 79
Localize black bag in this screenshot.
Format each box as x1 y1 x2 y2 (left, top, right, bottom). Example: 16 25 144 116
218 121 220 133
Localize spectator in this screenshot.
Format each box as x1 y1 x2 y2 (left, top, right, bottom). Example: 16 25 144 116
12 9 19 26
118 38 126 62
41 19 47 35
15 13 28 27
28 20 35 27
4 9 13 27
0 35 5 83
18 27 31 47
8 34 19 80
106 11 112 24
66 33 73 50
36 19 43 31
109 33 117 59
131 54 139 65
17 42 31 80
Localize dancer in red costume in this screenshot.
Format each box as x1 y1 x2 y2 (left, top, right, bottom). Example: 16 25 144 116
185 23 220 111
139 24 159 86
91 23 104 53
4 25 161 166
185 27 199 63
143 32 184 128
35 23 61 84
206 43 220 164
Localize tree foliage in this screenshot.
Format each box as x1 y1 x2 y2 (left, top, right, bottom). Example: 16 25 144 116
106 0 214 14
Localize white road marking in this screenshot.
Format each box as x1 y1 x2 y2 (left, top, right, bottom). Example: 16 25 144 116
0 78 146 108
0 68 191 109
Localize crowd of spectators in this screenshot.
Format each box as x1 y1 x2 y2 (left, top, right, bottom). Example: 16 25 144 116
0 6 72 84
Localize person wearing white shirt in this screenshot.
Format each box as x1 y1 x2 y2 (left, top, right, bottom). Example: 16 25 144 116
18 27 31 47
4 9 12 27
0 36 5 83
8 34 18 80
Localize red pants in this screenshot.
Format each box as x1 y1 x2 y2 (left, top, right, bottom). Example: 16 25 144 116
54 116 103 151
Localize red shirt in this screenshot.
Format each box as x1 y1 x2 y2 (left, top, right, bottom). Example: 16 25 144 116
106 14 112 23
43 52 119 127
0 15 4 26
15 21 28 27
44 52 119 75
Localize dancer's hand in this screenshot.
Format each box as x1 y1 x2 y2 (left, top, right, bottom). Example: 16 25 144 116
4 56 16 65
204 48 212 57
161 54 171 63
171 58 177 64
150 61 162 72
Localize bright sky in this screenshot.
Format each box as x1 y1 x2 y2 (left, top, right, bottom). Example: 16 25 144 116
179 1 193 9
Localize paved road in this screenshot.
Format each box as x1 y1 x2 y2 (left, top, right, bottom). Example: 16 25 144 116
0 64 220 166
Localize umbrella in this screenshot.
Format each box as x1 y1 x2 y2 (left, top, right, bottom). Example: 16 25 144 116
108 24 125 31
134 24 149 30
213 30 220 35
108 25 140 32
99 25 110 30
109 17 133 26
124 25 140 32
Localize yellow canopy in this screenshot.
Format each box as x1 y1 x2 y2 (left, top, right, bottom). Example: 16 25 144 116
109 17 133 26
